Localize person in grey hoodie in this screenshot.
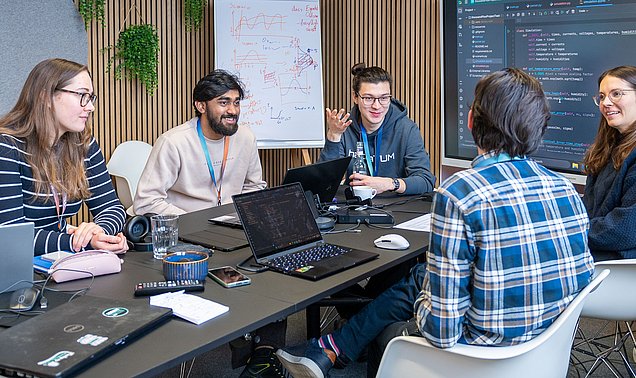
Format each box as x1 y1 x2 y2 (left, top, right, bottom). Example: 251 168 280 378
320 63 435 195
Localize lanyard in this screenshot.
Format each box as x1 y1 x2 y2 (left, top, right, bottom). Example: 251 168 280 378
50 185 67 230
360 126 383 177
196 118 230 206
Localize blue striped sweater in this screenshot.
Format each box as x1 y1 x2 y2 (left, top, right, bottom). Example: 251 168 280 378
0 134 126 255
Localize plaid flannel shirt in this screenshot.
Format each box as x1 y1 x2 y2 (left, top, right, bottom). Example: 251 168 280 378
414 152 594 348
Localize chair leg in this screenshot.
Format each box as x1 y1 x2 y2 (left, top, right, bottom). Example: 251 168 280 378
179 357 196 378
573 320 636 378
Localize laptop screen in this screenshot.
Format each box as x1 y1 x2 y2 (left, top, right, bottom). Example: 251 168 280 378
0 223 34 293
233 183 322 259
282 156 351 203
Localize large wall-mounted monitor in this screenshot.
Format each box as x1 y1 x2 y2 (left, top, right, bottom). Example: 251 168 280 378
442 0 636 185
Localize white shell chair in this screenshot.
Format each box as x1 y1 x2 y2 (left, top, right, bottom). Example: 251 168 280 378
571 259 636 377
376 269 610 378
106 141 152 216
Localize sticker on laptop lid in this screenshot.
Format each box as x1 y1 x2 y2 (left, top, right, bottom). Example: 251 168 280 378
102 307 129 318
38 351 75 367
77 333 109 346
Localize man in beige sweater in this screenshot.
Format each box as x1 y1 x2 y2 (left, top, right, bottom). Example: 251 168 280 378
134 70 266 216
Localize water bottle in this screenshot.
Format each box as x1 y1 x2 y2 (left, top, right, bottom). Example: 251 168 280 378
353 141 369 176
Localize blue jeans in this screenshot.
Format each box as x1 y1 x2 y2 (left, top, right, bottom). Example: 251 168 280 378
329 262 427 360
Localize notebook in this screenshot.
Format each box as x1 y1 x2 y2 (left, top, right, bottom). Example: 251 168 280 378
0 295 172 378
0 223 35 294
282 156 352 203
232 183 378 281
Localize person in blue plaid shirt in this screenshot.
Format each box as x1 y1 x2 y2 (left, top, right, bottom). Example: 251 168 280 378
276 68 595 378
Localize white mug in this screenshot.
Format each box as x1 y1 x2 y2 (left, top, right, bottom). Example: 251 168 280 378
353 186 377 200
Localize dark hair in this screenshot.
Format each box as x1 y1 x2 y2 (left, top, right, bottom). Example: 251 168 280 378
0 58 93 200
470 68 550 157
351 63 392 93
192 69 245 116
584 65 636 175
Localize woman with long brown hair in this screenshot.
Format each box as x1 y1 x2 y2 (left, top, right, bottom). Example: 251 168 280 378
584 65 636 260
0 58 127 255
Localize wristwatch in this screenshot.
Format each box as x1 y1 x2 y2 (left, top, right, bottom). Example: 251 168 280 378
390 178 400 192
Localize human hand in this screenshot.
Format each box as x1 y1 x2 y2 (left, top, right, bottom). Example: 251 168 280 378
90 232 129 254
349 174 396 194
67 222 105 252
325 108 352 142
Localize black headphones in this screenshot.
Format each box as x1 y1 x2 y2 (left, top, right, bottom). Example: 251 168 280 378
123 214 155 251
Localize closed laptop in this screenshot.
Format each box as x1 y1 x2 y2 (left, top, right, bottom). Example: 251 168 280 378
0 295 172 377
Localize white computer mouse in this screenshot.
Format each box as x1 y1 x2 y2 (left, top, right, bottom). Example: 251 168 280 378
374 234 410 250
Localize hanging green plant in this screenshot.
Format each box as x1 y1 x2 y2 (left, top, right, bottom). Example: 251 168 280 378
106 24 160 95
184 0 208 31
77 0 106 29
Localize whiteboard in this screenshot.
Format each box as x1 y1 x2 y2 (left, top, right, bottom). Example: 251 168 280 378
214 0 325 148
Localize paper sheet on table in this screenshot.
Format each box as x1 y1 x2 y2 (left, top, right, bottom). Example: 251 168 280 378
150 291 229 325
394 213 431 232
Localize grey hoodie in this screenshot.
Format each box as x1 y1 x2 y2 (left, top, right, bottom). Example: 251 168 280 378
319 99 435 195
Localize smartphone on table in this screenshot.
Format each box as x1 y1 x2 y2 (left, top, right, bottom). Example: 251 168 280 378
40 251 74 262
208 266 251 288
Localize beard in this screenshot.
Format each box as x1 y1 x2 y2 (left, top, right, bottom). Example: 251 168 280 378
206 110 239 137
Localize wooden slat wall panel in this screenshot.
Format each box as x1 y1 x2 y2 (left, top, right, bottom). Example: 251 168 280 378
74 0 440 223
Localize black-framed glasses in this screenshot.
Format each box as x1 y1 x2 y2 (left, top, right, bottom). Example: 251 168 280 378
356 92 392 106
56 88 97 107
593 89 636 106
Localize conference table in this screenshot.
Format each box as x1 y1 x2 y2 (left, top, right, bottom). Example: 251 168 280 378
52 193 432 377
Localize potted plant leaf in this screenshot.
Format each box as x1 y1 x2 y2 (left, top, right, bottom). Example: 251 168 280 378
77 0 106 29
106 24 160 95
184 0 208 31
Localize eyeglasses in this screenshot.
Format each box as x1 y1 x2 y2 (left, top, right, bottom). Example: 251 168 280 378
56 88 97 107
356 92 392 106
593 89 636 106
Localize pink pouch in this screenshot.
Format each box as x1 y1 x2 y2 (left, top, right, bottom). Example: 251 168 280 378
50 250 123 283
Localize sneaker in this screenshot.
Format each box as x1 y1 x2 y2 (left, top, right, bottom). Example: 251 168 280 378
276 339 334 378
239 347 289 378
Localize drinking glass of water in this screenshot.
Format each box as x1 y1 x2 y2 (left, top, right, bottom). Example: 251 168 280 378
150 215 179 259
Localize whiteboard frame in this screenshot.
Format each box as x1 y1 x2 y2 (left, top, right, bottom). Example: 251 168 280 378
213 0 326 149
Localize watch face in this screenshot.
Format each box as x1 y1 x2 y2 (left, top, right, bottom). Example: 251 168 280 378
392 178 400 191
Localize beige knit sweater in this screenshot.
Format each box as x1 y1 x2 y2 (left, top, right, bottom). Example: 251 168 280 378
134 117 266 215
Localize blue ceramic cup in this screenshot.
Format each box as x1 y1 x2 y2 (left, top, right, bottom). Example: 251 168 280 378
162 251 209 281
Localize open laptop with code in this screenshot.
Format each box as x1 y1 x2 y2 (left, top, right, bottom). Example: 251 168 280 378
232 183 378 281
0 295 172 378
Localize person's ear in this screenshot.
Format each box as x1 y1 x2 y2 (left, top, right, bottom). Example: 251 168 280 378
351 90 358 105
194 101 206 114
467 108 473 131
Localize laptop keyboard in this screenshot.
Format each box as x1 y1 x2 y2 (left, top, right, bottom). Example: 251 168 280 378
269 244 351 272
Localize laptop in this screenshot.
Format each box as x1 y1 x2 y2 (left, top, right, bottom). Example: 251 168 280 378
0 295 172 378
208 212 243 229
282 156 351 203
179 225 249 252
232 183 378 281
0 223 35 293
